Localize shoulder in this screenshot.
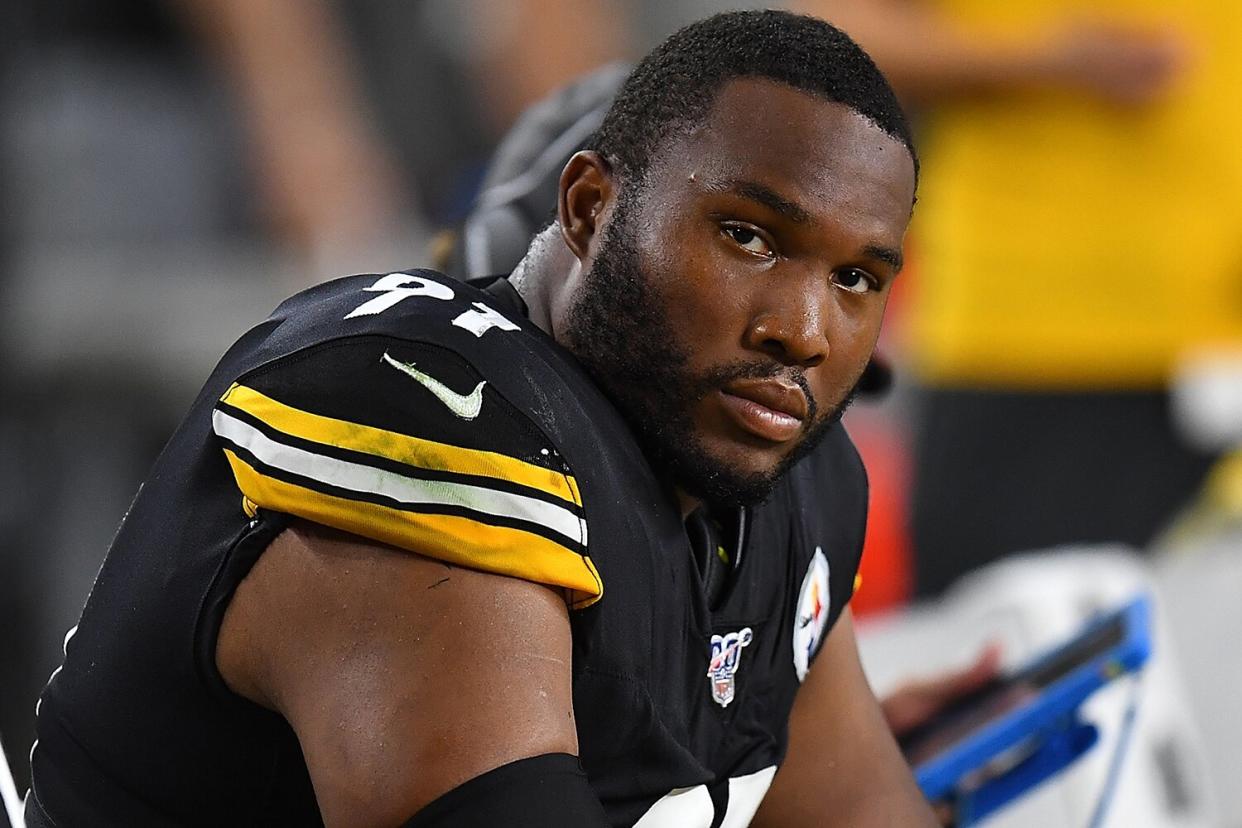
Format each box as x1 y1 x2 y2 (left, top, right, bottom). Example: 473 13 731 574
785 425 868 576
784 424 869 524
238 269 614 453
210 269 608 607
750 424 868 571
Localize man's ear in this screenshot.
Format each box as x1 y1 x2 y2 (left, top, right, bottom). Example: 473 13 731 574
558 151 615 262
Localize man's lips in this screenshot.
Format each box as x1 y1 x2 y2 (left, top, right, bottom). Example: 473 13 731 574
718 379 809 443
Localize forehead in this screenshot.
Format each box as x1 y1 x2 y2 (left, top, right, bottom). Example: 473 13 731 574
644 77 916 227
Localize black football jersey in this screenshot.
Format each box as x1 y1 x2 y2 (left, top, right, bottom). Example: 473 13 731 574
27 270 868 827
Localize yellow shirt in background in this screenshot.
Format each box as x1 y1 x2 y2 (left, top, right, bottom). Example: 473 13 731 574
909 0 1242 388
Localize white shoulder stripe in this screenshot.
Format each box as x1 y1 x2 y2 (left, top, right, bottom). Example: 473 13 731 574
212 409 585 545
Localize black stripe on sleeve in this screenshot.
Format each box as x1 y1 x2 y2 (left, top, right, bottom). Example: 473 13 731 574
216 433 586 557
214 400 584 516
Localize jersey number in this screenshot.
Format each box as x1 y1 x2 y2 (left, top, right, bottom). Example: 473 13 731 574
345 273 520 338
633 766 776 828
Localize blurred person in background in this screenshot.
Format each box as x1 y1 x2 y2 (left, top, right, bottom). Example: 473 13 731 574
790 0 1238 598
177 0 414 277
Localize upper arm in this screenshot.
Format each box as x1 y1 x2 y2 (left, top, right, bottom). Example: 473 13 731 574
216 520 579 827
752 609 937 827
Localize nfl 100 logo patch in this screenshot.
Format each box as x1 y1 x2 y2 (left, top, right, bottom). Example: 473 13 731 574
707 627 754 708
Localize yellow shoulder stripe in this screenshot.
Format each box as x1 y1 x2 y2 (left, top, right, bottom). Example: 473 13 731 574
220 383 580 508
224 449 602 609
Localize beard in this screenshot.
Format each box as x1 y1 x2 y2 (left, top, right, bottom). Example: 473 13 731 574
560 195 859 507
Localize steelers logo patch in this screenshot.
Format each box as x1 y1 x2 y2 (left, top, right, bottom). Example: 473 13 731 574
792 547 830 682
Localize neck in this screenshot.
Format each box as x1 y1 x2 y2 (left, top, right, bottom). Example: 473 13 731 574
513 225 696 520
509 225 581 340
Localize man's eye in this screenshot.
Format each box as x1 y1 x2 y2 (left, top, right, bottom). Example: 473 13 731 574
831 268 876 294
723 224 772 256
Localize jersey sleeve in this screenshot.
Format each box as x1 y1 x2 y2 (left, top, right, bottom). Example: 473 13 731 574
210 334 601 608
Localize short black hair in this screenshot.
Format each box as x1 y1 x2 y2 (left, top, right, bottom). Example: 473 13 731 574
591 10 917 186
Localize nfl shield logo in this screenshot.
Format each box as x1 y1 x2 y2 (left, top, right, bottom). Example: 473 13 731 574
707 627 754 708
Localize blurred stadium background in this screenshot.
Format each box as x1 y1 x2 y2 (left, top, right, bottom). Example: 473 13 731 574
1 1 1240 825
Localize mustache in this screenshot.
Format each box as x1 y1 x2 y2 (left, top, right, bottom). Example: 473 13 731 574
694 360 819 424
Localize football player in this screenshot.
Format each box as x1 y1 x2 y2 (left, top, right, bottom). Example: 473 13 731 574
29 11 934 827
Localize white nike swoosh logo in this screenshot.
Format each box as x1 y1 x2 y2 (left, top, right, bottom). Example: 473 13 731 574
381 352 486 420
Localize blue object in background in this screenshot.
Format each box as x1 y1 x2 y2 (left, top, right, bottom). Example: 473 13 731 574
907 595 1153 824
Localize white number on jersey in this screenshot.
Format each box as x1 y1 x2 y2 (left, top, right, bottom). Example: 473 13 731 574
344 273 455 319
633 766 777 828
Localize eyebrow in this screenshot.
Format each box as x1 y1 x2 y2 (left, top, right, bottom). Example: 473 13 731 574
713 178 814 225
710 177 905 272
864 243 904 273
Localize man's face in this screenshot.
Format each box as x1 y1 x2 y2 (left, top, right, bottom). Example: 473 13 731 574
561 78 916 506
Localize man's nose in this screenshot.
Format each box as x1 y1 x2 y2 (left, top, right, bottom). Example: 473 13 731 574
743 280 830 368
